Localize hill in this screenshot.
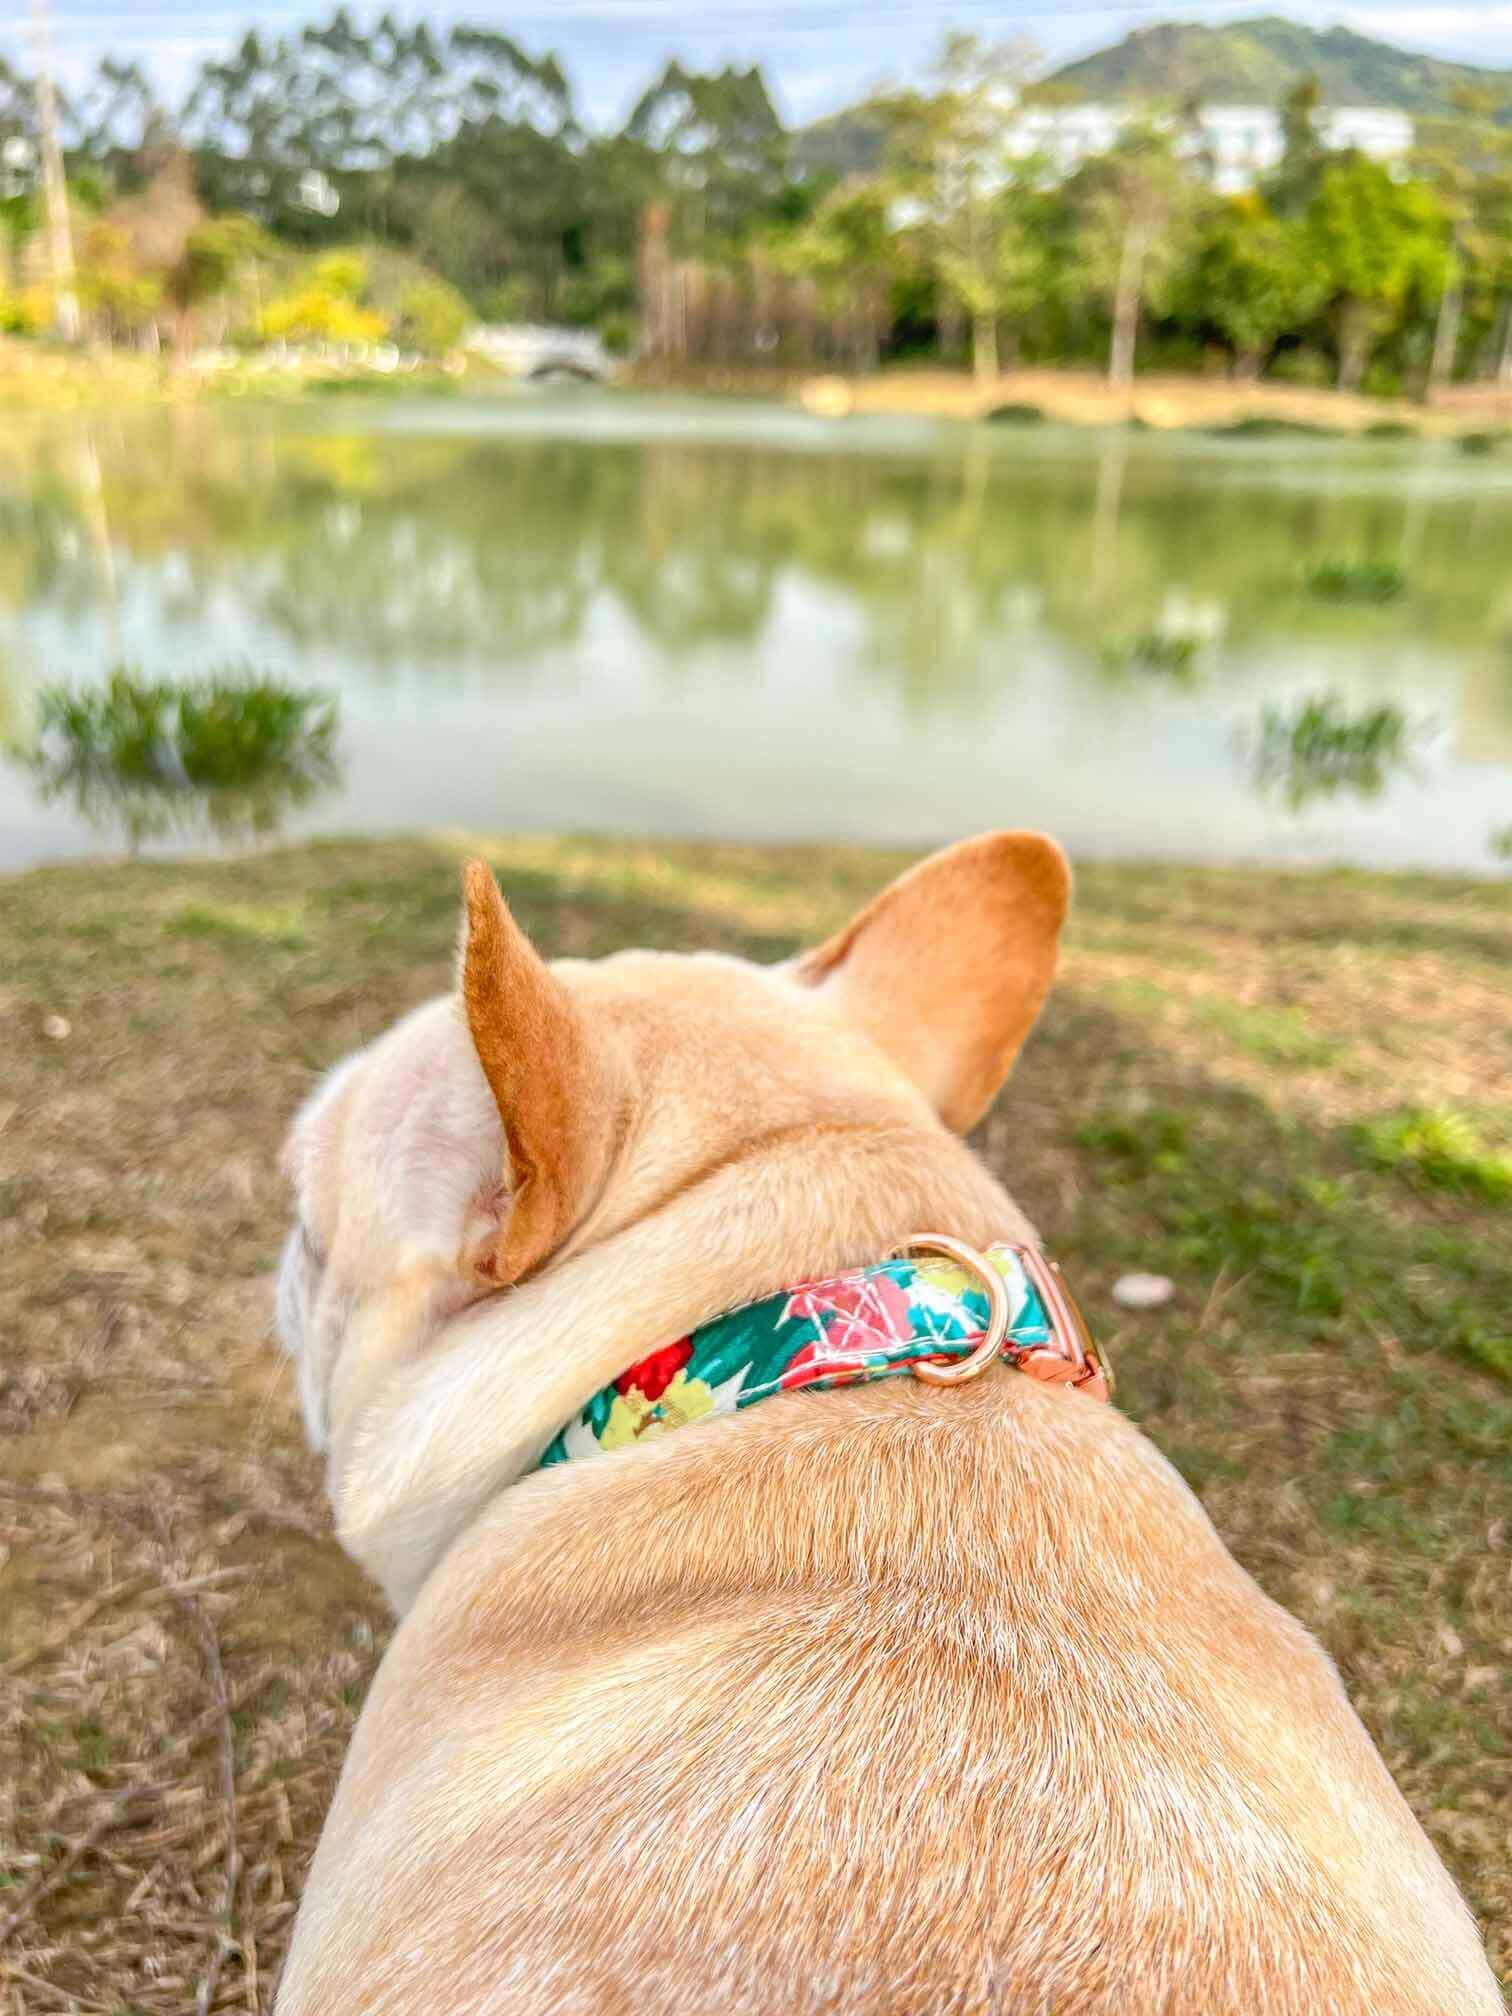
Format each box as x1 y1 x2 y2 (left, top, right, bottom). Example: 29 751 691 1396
1046 17 1512 113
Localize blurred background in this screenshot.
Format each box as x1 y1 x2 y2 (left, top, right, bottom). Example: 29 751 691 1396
0 0 1509 874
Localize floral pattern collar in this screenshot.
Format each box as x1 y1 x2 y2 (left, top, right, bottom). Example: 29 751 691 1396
537 1241 1108 1472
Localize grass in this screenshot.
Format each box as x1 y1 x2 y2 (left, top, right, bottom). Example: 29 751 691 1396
1303 558 1407 604
0 835 1508 2006
6 668 339 853
1099 630 1203 677
983 401 1047 426
1242 694 1426 810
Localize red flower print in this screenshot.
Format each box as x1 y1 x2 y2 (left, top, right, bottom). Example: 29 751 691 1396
616 1337 693 1402
786 1272 915 1359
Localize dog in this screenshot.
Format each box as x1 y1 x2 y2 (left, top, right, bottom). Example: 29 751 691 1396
273 834 1500 2014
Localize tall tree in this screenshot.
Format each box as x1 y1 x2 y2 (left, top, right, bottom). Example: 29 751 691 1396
625 63 787 258
1303 153 1447 391
1072 116 1197 387
1414 87 1512 395
881 33 1047 383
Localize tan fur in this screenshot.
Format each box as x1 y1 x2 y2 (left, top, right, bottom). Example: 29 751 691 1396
273 836 1499 2015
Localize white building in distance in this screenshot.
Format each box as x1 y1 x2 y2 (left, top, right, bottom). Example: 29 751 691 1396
1011 103 1414 193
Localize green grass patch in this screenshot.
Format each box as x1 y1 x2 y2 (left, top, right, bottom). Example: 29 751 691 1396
1194 997 1342 1069
1355 1108 1512 1206
984 401 1046 425
1303 558 1406 604
170 900 310 950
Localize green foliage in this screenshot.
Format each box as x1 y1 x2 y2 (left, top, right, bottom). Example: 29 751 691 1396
395 278 470 354
1304 558 1406 602
984 402 1046 425
1180 194 1325 371
9 668 339 850
1355 1109 1512 1205
1302 155 1449 389
1244 693 1424 809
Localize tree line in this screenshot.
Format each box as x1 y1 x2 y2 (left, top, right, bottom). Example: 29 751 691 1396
1 13 1510 391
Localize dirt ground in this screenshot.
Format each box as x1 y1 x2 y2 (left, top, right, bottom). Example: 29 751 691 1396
1 835 1509 2010
821 364 1512 433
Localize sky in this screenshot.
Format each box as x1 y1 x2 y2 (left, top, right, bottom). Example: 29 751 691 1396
15 0 1512 128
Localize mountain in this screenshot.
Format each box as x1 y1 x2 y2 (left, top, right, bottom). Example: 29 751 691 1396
1046 17 1512 115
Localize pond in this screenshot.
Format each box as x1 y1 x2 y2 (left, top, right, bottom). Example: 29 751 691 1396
2 392 1510 873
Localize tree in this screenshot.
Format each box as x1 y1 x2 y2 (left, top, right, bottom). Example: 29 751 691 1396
768 177 898 370
625 62 788 259
881 33 1048 383
1269 78 1328 217
1181 193 1324 376
1414 88 1512 395
1303 154 1447 391
1072 116 1197 387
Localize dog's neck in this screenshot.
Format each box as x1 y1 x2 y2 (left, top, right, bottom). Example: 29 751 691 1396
328 1118 1029 1612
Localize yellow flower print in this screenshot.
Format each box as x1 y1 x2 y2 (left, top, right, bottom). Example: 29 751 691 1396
599 1370 716 1450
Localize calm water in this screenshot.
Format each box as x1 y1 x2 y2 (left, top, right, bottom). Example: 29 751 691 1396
2 392 1510 872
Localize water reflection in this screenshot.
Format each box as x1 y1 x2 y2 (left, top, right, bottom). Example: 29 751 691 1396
8 669 340 853
0 401 1509 870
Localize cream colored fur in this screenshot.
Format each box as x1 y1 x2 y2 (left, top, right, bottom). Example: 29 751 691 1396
272 835 1500 2015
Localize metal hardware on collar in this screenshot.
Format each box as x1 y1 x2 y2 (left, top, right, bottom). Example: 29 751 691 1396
897 1235 1112 1402
1017 1242 1113 1402
894 1235 1012 1386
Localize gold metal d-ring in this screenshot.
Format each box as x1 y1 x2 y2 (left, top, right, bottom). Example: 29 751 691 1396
894 1235 1011 1387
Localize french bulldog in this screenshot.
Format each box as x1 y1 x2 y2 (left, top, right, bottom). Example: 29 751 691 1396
273 834 1499 2014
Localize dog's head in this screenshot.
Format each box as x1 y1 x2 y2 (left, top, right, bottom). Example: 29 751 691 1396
277 833 1069 1453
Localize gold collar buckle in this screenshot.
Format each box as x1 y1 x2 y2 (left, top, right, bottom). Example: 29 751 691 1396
895 1235 1113 1403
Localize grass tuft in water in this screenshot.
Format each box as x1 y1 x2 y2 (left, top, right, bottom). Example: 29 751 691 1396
1303 558 1406 604
984 402 1046 426
10 668 339 852
1242 693 1426 810
1100 631 1202 678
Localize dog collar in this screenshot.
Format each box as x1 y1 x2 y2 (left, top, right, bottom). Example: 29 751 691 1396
537 1236 1110 1471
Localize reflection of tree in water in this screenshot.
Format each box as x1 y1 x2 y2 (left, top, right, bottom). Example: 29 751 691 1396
1239 693 1431 811
3 414 1511 738
9 669 340 853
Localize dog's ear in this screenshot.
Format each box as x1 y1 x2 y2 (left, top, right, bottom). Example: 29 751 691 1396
458 860 616 1288
793 832 1069 1133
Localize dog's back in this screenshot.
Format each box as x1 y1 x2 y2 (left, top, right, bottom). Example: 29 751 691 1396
279 1375 1495 2015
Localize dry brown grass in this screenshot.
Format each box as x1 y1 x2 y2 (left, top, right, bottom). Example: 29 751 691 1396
1 836 1508 2009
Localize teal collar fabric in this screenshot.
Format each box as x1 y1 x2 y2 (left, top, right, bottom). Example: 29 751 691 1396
537 1241 1103 1471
